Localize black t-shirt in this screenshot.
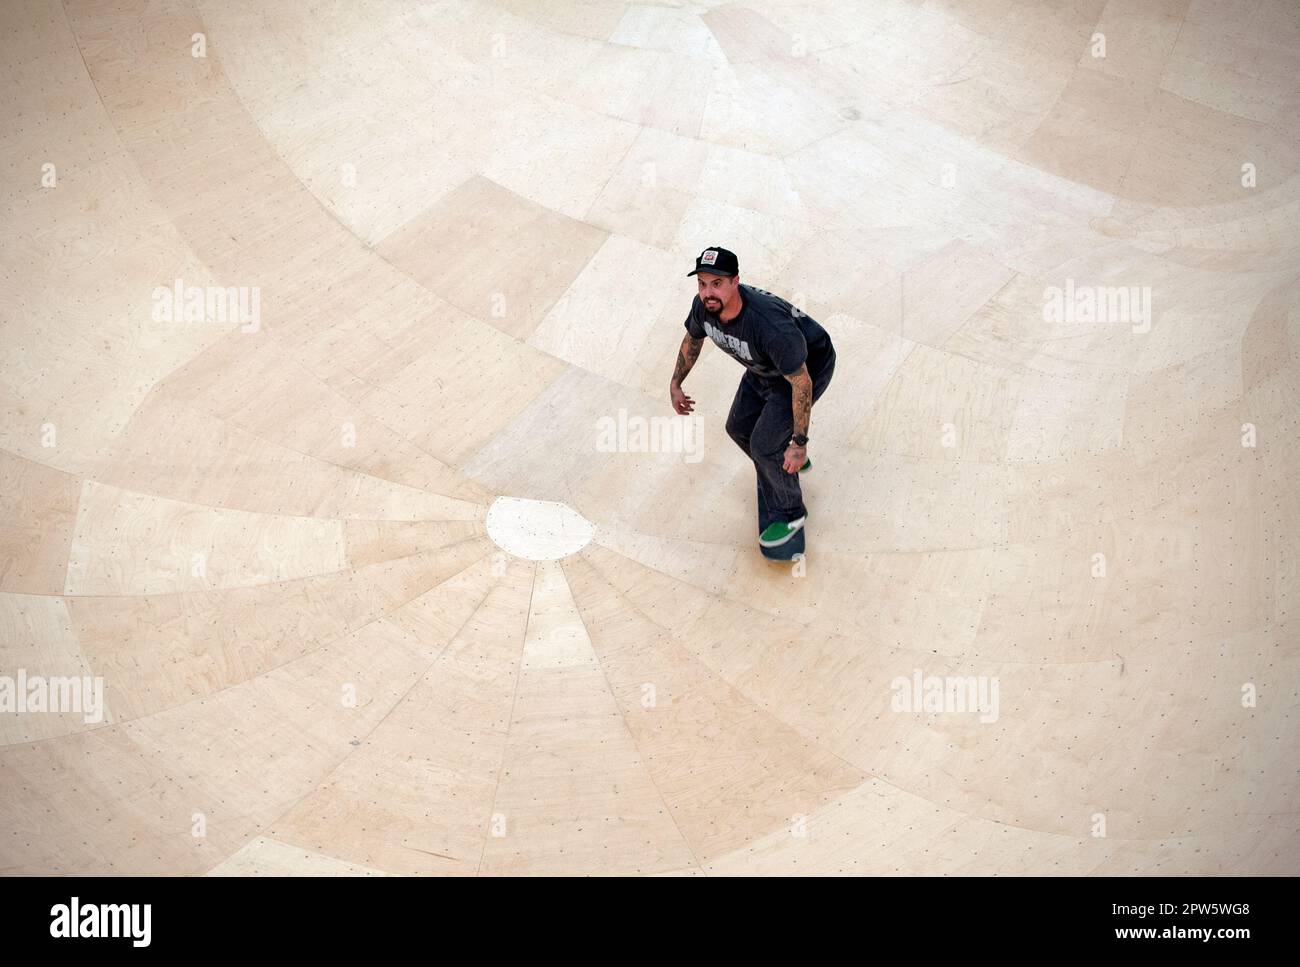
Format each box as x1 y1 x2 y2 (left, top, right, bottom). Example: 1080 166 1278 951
684 284 833 381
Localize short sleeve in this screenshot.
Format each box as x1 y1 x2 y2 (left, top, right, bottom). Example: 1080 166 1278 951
684 297 707 339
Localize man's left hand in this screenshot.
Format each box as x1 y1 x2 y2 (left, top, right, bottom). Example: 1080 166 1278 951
783 443 807 474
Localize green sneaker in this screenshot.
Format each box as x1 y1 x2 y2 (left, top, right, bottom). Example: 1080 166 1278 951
759 516 806 548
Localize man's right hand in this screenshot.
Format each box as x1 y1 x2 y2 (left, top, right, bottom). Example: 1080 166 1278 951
670 381 695 415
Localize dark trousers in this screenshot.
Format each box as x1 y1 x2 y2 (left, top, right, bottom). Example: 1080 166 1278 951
725 350 835 523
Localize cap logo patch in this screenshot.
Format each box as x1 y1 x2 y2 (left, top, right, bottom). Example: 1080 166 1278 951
701 250 718 265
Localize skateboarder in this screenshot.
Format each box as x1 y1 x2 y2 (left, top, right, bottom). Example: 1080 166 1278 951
669 246 835 555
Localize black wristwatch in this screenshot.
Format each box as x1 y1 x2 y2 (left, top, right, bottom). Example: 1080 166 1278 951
791 433 809 446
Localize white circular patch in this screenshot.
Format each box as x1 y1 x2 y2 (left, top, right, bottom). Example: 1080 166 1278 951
485 497 596 561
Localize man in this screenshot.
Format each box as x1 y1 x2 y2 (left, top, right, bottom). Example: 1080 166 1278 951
669 246 836 550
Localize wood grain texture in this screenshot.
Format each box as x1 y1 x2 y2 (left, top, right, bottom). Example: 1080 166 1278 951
0 0 1295 875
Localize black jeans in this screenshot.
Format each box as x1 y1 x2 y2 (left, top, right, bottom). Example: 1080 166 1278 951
725 349 835 523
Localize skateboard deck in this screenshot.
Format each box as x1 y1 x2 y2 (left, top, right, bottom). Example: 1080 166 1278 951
758 481 805 560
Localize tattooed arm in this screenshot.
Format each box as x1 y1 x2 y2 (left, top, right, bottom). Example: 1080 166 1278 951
785 363 813 436
783 363 813 472
670 333 705 414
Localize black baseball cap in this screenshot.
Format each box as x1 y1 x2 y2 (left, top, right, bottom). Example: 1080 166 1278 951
687 246 739 277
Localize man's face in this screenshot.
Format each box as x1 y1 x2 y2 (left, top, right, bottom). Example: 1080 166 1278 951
697 273 738 313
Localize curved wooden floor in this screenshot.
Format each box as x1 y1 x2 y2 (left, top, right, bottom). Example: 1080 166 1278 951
1 0 1297 875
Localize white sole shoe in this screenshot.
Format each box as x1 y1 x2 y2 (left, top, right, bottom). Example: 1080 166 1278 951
758 515 806 547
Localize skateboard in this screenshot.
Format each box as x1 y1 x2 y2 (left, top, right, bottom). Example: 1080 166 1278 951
757 481 805 560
